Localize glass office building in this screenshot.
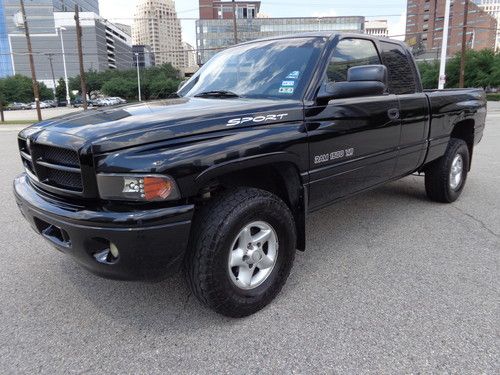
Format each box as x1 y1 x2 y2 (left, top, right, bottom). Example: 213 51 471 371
53 0 99 13
0 1 13 78
196 16 365 64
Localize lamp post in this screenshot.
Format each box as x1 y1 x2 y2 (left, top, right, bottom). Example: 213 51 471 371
135 53 142 102
438 0 451 89
57 26 71 106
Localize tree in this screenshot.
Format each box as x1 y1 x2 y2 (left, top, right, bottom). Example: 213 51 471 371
418 61 440 89
101 77 138 99
55 78 67 101
418 49 500 89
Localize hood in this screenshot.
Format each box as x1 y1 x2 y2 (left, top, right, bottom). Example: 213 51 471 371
21 97 303 153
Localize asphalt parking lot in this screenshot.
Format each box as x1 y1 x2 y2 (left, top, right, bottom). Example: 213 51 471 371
0 106 498 374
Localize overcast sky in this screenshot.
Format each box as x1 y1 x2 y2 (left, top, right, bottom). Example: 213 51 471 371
99 0 407 46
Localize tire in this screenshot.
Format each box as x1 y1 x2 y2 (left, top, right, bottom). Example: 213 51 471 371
185 187 297 318
425 138 470 203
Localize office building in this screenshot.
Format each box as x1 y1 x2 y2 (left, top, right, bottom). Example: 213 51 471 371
365 20 389 37
473 0 500 50
405 0 497 56
132 0 186 69
197 0 364 64
133 45 155 68
115 23 132 37
0 2 13 77
183 42 197 68
1 1 132 83
53 0 99 13
5 10 132 86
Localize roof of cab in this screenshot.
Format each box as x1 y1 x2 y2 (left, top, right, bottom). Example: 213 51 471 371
236 32 408 49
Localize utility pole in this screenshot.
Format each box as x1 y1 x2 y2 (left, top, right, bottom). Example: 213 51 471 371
75 5 88 110
438 0 452 89
135 53 142 101
232 0 238 45
47 53 57 100
19 0 42 121
459 0 469 88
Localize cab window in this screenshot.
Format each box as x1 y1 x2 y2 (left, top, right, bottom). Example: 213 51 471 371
326 39 381 83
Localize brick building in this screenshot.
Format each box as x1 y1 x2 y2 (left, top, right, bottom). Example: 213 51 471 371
405 0 497 56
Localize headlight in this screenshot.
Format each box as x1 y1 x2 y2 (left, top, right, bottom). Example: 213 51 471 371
96 174 181 201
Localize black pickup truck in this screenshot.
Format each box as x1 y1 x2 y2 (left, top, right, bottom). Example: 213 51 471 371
14 33 486 317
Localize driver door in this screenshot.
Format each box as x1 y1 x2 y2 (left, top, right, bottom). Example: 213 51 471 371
306 38 401 210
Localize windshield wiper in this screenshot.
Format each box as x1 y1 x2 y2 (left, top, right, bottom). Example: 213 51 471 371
194 90 240 98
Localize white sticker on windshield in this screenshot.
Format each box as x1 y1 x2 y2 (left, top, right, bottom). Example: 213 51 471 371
279 87 294 95
286 71 300 79
281 80 295 87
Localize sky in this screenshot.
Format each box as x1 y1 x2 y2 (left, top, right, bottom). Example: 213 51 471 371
99 0 408 46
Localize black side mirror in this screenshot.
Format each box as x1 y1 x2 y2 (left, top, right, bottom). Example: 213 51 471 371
318 65 388 102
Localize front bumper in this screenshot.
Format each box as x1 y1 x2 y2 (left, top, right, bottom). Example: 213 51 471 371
13 173 194 281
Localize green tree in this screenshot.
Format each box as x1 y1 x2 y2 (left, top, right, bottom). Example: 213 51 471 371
418 49 500 89
418 60 440 89
69 63 181 100
101 77 138 99
55 78 67 101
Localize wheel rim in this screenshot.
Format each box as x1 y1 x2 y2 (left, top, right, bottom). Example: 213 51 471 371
227 221 279 290
449 154 464 190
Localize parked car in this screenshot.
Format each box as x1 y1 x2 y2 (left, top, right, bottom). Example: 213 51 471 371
13 33 487 317
43 100 57 108
7 102 29 110
31 102 51 109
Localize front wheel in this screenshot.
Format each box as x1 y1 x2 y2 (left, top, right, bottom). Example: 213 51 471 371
425 138 470 203
185 187 296 317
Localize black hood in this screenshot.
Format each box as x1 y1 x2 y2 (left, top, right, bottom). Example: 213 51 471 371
21 97 303 153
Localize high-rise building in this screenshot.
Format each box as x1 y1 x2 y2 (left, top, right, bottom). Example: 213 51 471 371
197 0 364 64
2 1 132 84
473 0 500 50
405 0 497 56
0 2 14 77
132 0 185 69
133 45 155 68
365 20 389 37
183 42 197 68
52 0 99 13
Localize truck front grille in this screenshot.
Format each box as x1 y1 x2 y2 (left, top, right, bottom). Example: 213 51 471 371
19 140 83 193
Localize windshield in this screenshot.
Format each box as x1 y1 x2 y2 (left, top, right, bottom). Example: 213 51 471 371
179 37 326 100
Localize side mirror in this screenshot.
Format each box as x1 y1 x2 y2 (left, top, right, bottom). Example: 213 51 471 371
318 65 388 102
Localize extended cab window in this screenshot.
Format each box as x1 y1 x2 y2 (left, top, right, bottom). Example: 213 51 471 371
326 39 381 83
380 42 417 94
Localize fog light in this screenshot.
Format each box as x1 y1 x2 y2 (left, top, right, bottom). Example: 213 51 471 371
110 242 119 258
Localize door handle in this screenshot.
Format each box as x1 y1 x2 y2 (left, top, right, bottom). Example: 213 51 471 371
387 108 400 120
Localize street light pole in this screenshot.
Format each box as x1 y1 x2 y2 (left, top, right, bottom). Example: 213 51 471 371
57 27 71 106
135 53 142 102
438 0 452 89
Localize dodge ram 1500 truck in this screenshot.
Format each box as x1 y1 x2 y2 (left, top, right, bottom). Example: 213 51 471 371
14 33 486 317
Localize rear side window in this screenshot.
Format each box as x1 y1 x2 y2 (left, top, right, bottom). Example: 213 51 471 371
326 38 381 82
380 42 417 94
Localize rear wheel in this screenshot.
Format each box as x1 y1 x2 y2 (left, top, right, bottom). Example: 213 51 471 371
185 187 296 318
425 138 470 203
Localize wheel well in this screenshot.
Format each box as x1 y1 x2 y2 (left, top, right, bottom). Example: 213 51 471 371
451 119 475 169
198 162 307 251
